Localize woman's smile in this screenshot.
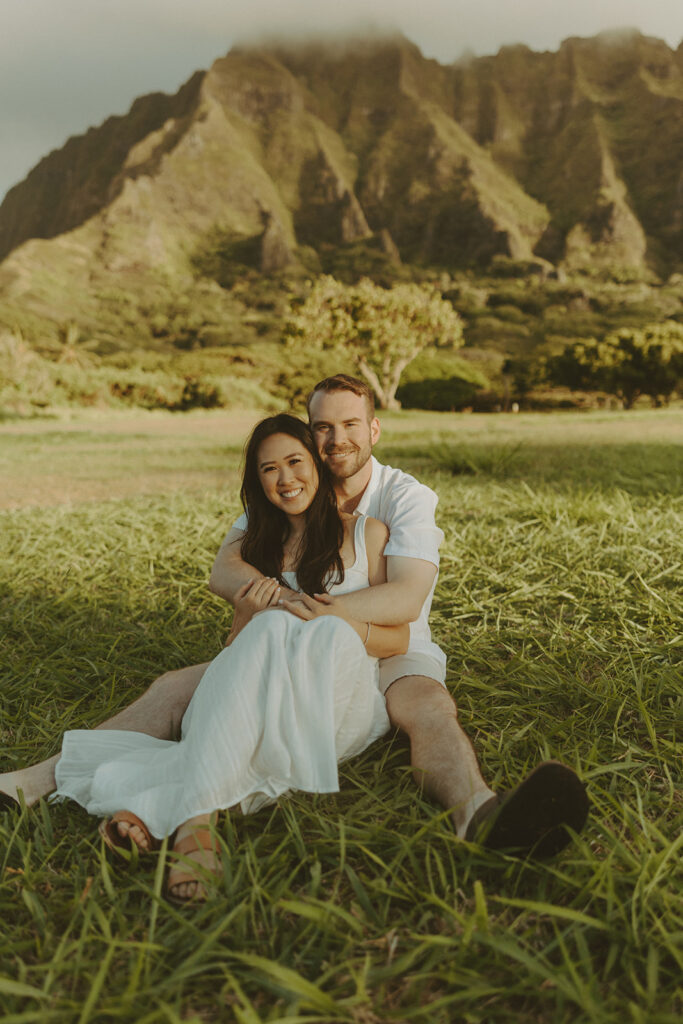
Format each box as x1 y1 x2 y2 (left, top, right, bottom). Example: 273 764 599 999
257 433 319 516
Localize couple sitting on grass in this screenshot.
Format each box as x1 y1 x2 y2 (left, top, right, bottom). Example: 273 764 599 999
0 374 589 903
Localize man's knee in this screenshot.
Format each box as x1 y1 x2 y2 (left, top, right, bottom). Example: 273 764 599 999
146 663 207 724
385 674 457 733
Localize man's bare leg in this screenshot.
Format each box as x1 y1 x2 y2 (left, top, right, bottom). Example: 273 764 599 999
0 662 209 807
385 675 590 857
384 675 495 837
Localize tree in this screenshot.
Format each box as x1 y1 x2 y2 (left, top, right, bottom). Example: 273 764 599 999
547 337 609 392
502 355 547 404
548 322 683 408
283 276 463 409
604 323 683 407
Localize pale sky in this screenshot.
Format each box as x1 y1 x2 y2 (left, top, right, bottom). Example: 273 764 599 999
1 0 682 202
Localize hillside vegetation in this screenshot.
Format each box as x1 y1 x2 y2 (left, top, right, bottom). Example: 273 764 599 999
1 31 683 413
2 259 681 416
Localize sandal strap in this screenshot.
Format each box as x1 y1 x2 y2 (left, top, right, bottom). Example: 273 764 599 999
100 809 158 851
173 828 219 857
167 827 220 903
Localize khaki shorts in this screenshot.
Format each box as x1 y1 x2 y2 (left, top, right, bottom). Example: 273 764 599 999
379 651 447 696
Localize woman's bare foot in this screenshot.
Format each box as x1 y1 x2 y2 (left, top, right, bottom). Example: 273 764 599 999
167 813 220 903
99 811 159 855
114 818 152 851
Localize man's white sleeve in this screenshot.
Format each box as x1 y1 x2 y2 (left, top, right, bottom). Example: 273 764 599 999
382 480 443 566
223 512 247 544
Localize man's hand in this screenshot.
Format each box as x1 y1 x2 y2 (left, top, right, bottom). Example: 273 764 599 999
280 592 367 644
280 592 410 658
225 577 281 646
279 591 349 623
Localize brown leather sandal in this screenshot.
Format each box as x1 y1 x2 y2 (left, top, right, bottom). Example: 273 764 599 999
98 810 160 856
166 827 221 904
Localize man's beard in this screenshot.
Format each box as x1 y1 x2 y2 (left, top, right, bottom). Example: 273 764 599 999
323 442 372 480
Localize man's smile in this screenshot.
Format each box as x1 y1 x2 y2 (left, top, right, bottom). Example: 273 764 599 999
325 448 357 459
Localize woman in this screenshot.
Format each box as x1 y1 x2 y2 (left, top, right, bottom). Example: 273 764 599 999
53 414 409 901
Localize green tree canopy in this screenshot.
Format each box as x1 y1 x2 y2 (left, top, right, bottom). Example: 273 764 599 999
502 355 547 402
548 321 683 408
283 276 463 409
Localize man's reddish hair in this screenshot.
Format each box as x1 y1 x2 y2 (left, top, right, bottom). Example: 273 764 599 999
307 374 375 419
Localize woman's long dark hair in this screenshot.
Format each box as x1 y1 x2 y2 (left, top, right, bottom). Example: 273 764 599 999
239 414 345 595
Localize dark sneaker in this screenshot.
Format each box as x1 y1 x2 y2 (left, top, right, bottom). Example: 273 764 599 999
465 761 589 859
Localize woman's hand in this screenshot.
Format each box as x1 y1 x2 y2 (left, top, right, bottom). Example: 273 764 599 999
279 592 344 620
236 577 282 616
225 577 281 646
279 592 367 644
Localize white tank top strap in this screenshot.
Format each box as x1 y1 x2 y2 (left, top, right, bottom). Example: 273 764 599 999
325 513 370 596
350 513 369 576
284 514 372 596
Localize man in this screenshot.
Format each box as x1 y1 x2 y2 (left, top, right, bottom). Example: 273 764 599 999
1 374 588 856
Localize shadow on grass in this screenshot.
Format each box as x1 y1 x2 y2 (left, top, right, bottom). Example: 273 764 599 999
0 579 226 768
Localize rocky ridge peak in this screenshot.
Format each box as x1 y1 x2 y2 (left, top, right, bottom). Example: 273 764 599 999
0 29 681 337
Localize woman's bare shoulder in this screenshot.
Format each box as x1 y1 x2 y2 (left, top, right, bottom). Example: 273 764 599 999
341 513 388 552
363 516 390 584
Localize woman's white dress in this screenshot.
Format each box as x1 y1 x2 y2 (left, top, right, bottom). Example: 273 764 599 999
53 515 390 838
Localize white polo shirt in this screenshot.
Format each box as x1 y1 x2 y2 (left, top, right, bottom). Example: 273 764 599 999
353 457 446 691
231 456 447 692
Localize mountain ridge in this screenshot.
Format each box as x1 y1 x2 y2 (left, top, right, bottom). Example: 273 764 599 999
1 29 682 346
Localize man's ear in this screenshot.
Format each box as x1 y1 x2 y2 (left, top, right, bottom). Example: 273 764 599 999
370 417 381 446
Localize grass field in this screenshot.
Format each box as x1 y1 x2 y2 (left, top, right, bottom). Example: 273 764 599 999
0 408 681 1023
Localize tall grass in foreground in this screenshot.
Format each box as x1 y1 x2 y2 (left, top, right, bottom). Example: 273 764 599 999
0 427 681 1022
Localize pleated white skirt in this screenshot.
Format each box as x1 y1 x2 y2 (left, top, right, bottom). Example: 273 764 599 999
54 611 389 838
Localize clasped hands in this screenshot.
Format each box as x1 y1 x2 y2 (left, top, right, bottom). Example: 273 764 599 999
225 577 352 646
279 590 347 621
278 591 365 645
